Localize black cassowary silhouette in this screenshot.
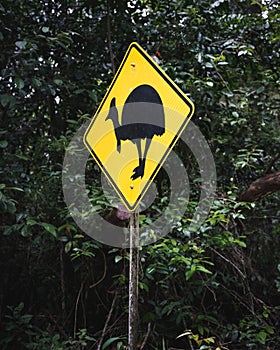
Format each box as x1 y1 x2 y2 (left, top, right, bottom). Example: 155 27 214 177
105 84 165 180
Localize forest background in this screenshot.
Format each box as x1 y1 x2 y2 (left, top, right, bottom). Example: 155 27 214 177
0 0 279 349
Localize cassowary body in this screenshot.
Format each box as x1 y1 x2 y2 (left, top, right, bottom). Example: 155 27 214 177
105 84 165 180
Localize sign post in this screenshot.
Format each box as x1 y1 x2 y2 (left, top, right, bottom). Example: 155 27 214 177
128 210 139 350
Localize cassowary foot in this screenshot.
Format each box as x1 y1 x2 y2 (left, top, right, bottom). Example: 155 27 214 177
131 164 145 180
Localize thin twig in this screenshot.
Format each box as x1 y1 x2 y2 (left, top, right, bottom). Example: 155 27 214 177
74 281 84 339
90 250 107 288
60 243 66 324
106 312 126 334
183 319 194 350
220 284 259 318
81 286 87 329
97 292 118 350
188 337 195 350
209 247 246 279
47 311 68 339
140 322 151 350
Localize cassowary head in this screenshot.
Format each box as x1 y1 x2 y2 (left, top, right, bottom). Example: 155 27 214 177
105 97 118 122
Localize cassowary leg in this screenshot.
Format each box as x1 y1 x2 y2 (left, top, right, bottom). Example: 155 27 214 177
142 138 151 166
131 138 152 180
117 139 121 153
131 140 144 180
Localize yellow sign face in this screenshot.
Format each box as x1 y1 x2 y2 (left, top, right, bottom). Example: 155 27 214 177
84 42 194 211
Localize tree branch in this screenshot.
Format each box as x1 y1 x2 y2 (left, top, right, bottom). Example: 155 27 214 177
239 171 280 202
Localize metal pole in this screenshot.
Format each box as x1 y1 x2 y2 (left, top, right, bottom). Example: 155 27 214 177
128 210 139 350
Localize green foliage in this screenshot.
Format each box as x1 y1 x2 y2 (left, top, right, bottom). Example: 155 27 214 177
101 337 125 350
0 303 96 349
238 314 276 348
178 329 217 349
0 303 34 349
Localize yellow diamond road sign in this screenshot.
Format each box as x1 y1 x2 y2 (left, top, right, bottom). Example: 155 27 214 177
84 42 195 212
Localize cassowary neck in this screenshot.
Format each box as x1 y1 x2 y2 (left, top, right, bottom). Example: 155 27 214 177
110 109 120 129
